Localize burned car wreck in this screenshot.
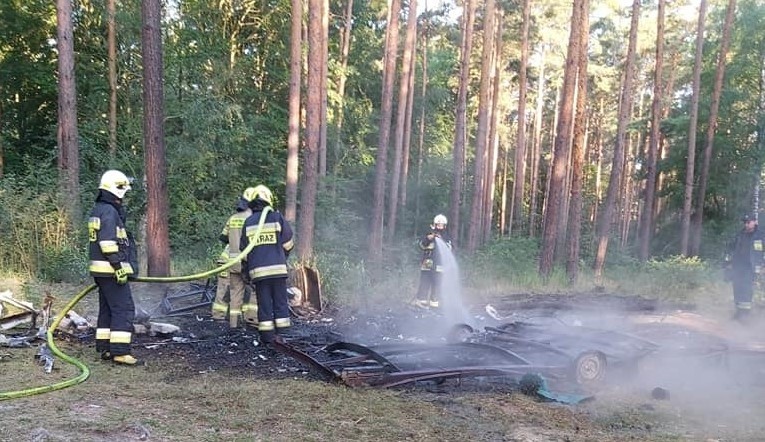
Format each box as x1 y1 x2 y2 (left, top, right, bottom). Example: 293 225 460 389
273 317 661 391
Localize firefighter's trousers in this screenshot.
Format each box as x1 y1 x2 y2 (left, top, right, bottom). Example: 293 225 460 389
94 276 135 357
212 272 255 327
255 277 291 343
416 270 443 307
732 268 755 315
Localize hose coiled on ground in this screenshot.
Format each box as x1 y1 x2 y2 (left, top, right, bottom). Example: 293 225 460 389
0 207 271 400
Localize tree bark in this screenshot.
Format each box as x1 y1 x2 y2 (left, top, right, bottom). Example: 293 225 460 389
466 0 497 253
369 0 402 261
566 0 589 283
638 0 665 261
414 24 429 237
539 0 583 277
449 0 476 246
285 0 303 223
297 0 324 260
529 47 546 237
0 96 3 178
511 0 531 235
141 0 170 276
331 0 354 180
690 0 735 256
593 0 641 277
484 15 503 243
387 0 418 240
107 0 117 159
56 0 81 228
318 0 329 177
399 18 418 214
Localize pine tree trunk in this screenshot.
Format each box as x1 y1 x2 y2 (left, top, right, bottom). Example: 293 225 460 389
386 0 418 240
566 0 589 283
297 0 324 261
593 0 641 277
483 14 503 243
369 0 402 261
56 0 81 229
318 0 329 177
399 26 417 214
466 0 497 253
0 97 3 178
141 0 170 276
690 0 736 255
450 0 476 246
332 0 354 178
511 0 531 235
638 0 665 261
414 30 429 237
529 48 546 237
107 0 117 159
285 0 303 223
539 0 583 277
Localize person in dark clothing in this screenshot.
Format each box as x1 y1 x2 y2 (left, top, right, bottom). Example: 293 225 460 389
240 185 294 343
415 214 453 308
725 213 765 321
88 170 141 365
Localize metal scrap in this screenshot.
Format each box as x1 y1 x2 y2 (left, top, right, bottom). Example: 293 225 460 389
0 292 37 331
35 344 55 373
268 320 669 390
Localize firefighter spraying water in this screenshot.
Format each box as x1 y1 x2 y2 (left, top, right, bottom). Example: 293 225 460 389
415 214 472 327
415 214 452 308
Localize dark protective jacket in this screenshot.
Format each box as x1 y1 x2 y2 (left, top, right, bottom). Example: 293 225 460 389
88 190 136 277
240 205 294 282
419 228 453 272
728 226 765 274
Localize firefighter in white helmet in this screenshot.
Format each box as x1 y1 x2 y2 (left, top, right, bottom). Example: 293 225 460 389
212 187 259 328
88 170 141 365
240 185 294 344
415 214 452 308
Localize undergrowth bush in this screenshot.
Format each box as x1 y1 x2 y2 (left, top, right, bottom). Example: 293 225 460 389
0 173 87 282
608 255 720 302
463 237 561 290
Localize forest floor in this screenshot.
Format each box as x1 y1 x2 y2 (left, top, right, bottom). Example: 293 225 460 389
3 281 765 441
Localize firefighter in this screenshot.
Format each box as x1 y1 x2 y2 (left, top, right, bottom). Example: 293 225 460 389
212 190 259 328
415 214 452 308
725 213 765 321
211 245 231 321
88 169 141 365
240 185 294 344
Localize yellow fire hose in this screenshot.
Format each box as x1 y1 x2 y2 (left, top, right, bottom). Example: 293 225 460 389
0 207 271 401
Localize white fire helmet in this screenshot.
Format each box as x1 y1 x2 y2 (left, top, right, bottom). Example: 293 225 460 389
433 214 448 227
99 170 132 199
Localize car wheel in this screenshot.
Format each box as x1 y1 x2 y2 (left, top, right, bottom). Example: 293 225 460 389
573 351 607 385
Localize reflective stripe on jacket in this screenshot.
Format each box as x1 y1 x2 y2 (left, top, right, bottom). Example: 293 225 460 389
241 209 294 282
88 192 135 277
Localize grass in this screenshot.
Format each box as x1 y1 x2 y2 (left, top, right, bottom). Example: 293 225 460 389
0 252 752 441
1 342 692 442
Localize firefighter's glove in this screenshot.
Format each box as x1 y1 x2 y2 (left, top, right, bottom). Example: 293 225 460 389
426 233 435 241
114 268 129 285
